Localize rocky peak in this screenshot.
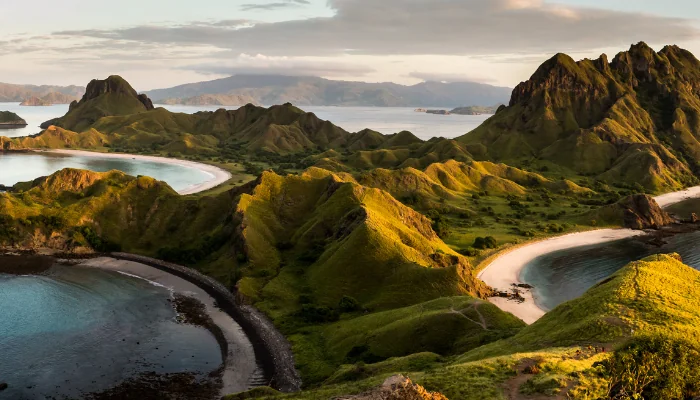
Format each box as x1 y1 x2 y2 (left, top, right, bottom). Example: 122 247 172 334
509 53 593 106
80 75 154 111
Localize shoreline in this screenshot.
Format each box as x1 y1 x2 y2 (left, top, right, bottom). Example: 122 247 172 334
108 252 302 393
478 186 700 324
79 257 263 398
31 149 232 195
0 250 302 396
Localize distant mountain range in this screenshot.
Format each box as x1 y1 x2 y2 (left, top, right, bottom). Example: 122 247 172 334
0 82 84 104
144 75 512 107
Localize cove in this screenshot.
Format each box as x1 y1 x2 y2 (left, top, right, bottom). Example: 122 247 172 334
521 230 700 311
0 256 263 399
0 151 229 194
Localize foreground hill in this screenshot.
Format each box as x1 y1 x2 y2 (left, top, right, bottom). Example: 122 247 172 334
222 253 700 399
460 42 700 192
0 168 524 385
145 74 512 108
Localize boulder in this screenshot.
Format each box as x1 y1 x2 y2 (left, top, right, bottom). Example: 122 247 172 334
619 194 673 230
0 382 7 391
334 375 448 400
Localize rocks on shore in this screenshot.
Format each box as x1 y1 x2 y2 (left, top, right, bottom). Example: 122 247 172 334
619 194 673 230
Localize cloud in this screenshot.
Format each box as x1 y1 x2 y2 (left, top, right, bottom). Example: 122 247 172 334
181 54 375 77
408 71 499 84
51 0 698 57
240 0 310 11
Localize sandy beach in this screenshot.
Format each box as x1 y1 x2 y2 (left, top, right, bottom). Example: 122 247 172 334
34 149 232 195
80 257 263 397
479 185 700 324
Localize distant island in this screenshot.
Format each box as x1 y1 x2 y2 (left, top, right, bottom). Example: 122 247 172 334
0 111 27 128
20 92 79 106
146 74 512 108
416 105 503 115
159 94 260 107
0 81 84 104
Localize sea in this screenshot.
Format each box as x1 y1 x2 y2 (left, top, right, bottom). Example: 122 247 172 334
0 102 492 141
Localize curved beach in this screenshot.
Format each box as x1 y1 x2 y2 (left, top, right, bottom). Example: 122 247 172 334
478 186 700 324
34 149 232 195
79 257 262 397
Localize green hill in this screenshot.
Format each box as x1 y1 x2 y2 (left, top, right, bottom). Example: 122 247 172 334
43 75 154 132
224 253 700 399
460 42 700 192
0 168 525 386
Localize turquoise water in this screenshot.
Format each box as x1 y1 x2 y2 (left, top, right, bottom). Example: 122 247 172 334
521 230 700 311
0 152 213 192
0 264 221 399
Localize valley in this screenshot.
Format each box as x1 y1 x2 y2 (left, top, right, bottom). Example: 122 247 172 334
3 42 700 399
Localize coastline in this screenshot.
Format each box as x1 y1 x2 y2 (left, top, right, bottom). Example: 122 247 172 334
31 149 232 195
108 252 302 394
79 257 263 397
478 186 700 324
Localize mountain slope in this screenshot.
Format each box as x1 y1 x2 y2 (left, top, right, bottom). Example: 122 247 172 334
145 74 512 107
0 168 520 385
459 42 700 192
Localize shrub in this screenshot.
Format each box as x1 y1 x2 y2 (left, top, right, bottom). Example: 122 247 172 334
338 296 362 313
473 236 497 250
605 335 700 400
299 305 339 323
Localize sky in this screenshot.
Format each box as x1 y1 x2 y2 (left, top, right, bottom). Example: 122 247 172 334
1 0 700 91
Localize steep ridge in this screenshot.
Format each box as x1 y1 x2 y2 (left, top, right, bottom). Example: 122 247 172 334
0 168 522 386
460 42 700 191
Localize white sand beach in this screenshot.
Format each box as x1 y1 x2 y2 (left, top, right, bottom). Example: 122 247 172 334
478 186 700 324
34 149 232 195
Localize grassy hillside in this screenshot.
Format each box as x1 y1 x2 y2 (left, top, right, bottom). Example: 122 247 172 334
459 43 700 192
0 168 525 387
224 253 700 399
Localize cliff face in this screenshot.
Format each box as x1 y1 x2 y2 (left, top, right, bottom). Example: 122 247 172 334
619 194 673 230
461 42 700 192
45 75 155 132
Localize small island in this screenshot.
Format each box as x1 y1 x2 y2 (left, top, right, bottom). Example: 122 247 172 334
20 96 52 106
0 111 28 128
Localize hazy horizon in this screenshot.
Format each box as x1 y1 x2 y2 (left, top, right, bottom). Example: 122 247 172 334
2 0 700 91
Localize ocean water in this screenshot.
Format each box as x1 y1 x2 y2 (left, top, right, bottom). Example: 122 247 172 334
521 230 700 311
0 102 491 141
0 151 213 192
0 102 67 138
161 104 491 140
0 264 221 399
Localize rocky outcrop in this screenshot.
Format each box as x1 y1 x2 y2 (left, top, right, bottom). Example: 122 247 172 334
334 375 448 400
0 111 27 128
80 75 154 111
619 194 673 230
